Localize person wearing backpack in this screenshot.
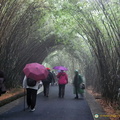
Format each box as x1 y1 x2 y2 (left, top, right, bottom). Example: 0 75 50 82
42 68 53 97
23 75 40 112
57 70 68 98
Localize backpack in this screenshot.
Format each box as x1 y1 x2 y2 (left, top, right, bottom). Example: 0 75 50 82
27 78 36 87
81 83 85 89
43 72 53 83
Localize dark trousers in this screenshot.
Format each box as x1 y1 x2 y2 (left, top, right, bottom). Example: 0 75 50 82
0 88 1 96
26 88 37 109
59 84 65 98
75 86 79 98
43 83 50 96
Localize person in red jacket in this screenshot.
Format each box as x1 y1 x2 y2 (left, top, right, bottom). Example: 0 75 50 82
57 70 68 98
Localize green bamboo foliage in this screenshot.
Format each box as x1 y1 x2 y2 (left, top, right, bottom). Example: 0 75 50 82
71 0 120 102
0 0 58 87
51 0 120 102
0 0 120 103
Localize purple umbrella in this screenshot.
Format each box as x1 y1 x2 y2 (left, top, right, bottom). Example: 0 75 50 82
53 66 68 71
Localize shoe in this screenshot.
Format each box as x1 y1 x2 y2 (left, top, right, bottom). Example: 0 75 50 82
74 97 78 99
46 95 49 97
30 108 35 112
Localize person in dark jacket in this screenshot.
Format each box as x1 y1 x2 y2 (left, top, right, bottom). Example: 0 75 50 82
73 70 83 99
0 70 6 96
51 71 55 86
57 70 68 98
42 68 54 97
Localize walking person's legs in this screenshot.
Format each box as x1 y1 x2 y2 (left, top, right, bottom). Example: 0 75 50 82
26 88 31 108
46 83 50 97
74 86 78 99
59 84 62 98
31 89 37 111
61 84 65 98
43 83 46 96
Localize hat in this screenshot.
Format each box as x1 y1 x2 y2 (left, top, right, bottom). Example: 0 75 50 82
46 68 50 70
74 70 78 73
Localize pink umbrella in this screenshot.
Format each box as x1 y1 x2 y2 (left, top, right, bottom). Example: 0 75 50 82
53 66 68 71
23 63 48 81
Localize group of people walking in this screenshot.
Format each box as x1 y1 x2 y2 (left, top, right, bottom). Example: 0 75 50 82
23 68 85 112
42 68 68 98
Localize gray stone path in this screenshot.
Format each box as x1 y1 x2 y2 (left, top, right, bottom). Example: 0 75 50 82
0 84 95 120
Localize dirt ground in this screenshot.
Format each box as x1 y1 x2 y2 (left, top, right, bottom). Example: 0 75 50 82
0 88 24 101
87 89 120 120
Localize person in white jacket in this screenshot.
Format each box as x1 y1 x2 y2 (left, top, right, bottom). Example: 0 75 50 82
23 76 40 112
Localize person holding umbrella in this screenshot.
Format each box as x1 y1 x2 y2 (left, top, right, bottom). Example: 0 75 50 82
23 76 40 112
23 63 48 112
57 70 68 98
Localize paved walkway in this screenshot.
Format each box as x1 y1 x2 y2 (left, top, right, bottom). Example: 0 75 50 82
0 84 98 120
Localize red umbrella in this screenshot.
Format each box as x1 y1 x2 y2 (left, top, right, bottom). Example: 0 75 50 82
23 63 48 81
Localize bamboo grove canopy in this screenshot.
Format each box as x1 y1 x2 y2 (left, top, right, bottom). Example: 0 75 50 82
0 0 120 102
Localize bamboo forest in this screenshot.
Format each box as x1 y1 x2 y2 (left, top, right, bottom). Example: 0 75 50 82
0 0 120 107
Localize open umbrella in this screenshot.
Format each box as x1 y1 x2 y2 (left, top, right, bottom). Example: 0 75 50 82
23 63 48 81
53 66 68 71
